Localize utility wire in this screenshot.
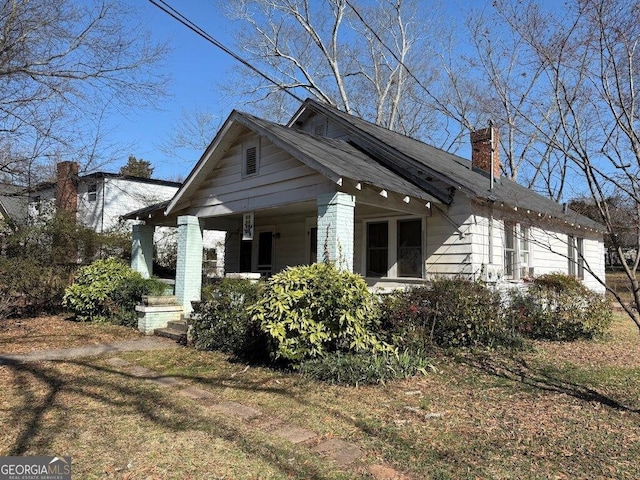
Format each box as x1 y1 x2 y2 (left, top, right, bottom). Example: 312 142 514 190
343 0 442 107
148 0 304 103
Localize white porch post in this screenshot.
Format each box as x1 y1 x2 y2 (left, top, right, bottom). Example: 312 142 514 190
317 192 355 271
131 224 154 279
175 215 203 316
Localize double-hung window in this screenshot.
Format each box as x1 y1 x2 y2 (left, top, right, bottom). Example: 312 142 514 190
88 183 97 202
568 236 585 279
504 222 516 278
366 222 388 277
504 222 530 279
365 217 423 278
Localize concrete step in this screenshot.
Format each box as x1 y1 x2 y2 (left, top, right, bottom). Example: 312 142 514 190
154 327 187 344
167 320 188 333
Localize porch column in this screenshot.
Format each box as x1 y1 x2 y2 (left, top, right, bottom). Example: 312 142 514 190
317 192 355 271
131 224 154 279
175 215 203 316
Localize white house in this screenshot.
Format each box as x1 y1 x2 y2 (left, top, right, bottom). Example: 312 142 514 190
28 162 225 272
129 99 606 315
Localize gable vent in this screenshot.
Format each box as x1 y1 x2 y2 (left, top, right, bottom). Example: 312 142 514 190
245 145 257 176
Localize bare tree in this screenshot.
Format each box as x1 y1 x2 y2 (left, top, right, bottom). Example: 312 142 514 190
159 108 224 170
0 0 167 185
219 0 448 143
480 0 640 331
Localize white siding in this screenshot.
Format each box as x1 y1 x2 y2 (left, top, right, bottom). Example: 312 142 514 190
425 199 475 277
467 203 606 292
77 178 178 232
224 213 313 275
582 237 606 293
529 227 569 276
187 133 334 217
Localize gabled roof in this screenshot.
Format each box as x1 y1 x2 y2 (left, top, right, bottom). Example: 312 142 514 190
166 110 439 215
291 99 603 231
29 172 181 193
163 98 602 232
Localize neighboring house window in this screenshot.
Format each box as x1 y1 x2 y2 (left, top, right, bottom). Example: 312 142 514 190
366 221 389 277
30 195 41 213
504 222 516 278
242 141 259 177
88 183 97 202
365 217 424 278
568 235 585 279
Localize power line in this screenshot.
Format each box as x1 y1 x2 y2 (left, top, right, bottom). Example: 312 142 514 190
148 0 304 103
343 0 440 105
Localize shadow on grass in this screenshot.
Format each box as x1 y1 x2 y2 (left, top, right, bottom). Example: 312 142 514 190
0 358 335 480
461 353 640 414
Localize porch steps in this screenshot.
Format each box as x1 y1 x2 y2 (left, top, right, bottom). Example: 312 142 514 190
154 319 188 344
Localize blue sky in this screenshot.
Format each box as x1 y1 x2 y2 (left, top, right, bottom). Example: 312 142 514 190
109 0 496 181
108 0 236 180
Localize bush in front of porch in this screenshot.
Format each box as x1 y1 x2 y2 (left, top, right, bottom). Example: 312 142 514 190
379 278 522 351
251 262 385 362
63 258 165 326
190 278 272 363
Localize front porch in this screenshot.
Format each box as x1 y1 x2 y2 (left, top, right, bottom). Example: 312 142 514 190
130 189 436 315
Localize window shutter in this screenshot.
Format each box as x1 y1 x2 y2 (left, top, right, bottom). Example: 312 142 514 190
245 146 257 175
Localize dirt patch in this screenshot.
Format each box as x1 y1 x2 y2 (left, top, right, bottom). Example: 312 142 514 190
0 316 143 354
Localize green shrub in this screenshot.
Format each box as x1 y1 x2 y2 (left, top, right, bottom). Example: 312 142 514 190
509 273 612 341
251 263 384 363
381 278 521 349
190 278 272 362
0 258 74 318
298 350 433 386
63 258 164 326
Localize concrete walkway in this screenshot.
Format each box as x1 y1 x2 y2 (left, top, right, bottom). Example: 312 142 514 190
0 337 179 364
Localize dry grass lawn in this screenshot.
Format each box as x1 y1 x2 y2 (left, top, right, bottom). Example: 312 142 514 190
1 312 639 479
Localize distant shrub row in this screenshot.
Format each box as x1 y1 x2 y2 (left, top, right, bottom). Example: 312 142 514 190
189 266 612 386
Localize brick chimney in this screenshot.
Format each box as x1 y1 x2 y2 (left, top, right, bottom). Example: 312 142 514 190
55 161 79 213
470 124 500 182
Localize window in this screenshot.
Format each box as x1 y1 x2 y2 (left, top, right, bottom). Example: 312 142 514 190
239 240 252 272
397 219 422 277
577 237 584 279
504 222 516 278
365 217 424 278
88 183 97 202
366 222 388 277
309 227 318 264
243 142 259 177
568 236 585 279
518 225 530 278
504 222 531 279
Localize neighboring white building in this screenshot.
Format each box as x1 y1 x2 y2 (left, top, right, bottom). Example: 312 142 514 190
129 99 606 314
28 162 225 274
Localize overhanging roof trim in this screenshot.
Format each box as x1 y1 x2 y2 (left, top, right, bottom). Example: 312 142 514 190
165 110 242 215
